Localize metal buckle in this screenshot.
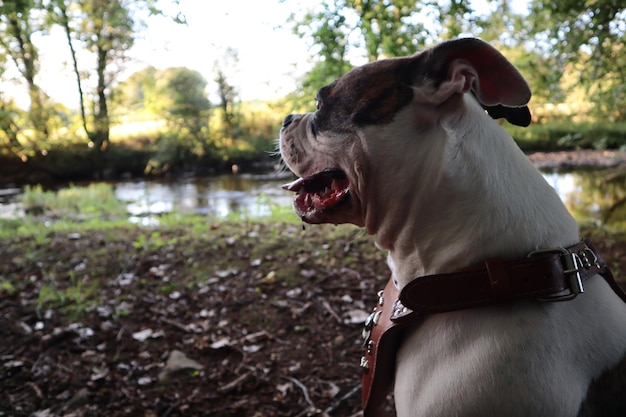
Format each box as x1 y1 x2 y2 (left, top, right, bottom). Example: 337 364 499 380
527 247 584 301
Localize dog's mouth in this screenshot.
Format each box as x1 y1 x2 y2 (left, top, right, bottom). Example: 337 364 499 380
282 169 350 219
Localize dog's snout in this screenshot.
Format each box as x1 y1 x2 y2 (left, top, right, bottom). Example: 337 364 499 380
282 114 295 128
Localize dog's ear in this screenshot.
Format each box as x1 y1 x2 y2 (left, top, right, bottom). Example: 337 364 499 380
425 38 532 127
480 102 532 127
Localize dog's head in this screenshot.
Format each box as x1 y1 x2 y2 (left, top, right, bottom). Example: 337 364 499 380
279 38 531 230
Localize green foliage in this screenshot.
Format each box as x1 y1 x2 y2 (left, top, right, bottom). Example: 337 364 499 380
506 121 626 152
289 0 430 104
293 0 428 62
150 67 210 118
112 66 213 174
0 0 186 169
0 0 56 146
20 183 127 220
528 0 626 120
132 230 172 252
111 66 158 112
37 269 98 319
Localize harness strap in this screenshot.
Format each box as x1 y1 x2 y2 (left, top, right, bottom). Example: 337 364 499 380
360 239 626 417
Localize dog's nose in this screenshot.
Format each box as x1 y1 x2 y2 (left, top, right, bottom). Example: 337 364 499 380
282 114 294 128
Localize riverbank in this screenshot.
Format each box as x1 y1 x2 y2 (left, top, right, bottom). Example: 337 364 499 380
0 149 626 189
527 149 626 170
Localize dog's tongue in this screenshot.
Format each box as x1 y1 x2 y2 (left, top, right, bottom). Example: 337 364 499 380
282 172 349 214
282 178 305 192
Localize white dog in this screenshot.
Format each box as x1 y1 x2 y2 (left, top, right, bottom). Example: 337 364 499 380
279 38 626 417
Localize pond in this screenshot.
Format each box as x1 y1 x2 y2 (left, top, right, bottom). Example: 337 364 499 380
1 168 625 227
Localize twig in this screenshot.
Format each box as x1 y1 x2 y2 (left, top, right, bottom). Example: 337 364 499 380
161 317 189 332
27 382 43 399
320 299 342 323
323 383 361 415
283 376 317 412
218 372 252 394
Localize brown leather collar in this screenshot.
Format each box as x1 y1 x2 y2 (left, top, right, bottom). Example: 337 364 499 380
361 239 626 417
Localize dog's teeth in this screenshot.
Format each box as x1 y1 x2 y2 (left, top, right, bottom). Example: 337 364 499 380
312 194 323 210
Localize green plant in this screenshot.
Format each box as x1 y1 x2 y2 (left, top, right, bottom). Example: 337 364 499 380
132 230 171 252
20 183 127 220
0 280 16 295
37 270 98 319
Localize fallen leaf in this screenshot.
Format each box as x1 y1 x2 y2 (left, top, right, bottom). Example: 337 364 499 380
258 270 276 284
158 350 203 382
242 344 262 353
137 376 153 386
343 309 370 324
210 338 230 349
132 328 153 342
276 382 292 397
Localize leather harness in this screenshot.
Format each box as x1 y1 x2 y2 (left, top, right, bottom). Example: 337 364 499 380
360 239 626 417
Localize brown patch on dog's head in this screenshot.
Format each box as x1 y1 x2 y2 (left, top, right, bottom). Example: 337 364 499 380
312 58 418 133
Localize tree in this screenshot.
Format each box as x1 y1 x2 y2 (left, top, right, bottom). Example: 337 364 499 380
144 67 211 173
111 66 158 113
213 48 241 148
289 8 353 108
0 0 53 147
152 67 210 139
47 0 185 173
291 0 427 64
0 96 25 160
288 0 482 106
528 0 626 120
49 0 134 161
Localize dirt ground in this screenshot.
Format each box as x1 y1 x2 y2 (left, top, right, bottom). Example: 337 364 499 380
2 150 626 417
1 220 625 417
0 222 393 417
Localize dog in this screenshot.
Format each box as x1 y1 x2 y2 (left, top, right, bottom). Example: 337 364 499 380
279 37 626 417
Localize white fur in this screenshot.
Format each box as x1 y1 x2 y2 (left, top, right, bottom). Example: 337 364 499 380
388 95 626 417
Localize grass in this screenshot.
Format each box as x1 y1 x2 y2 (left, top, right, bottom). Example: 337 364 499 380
1 183 301 241
19 182 127 220
37 269 99 320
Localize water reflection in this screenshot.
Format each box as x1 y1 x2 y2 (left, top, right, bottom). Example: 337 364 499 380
1 169 625 227
114 174 295 225
542 170 626 227
115 170 626 227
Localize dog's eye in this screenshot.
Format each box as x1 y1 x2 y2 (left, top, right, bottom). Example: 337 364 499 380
315 99 322 110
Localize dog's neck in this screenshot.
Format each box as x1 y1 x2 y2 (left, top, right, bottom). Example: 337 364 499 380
370 96 579 288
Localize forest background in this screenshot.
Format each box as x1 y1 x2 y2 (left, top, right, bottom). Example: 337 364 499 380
1 0 625 184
